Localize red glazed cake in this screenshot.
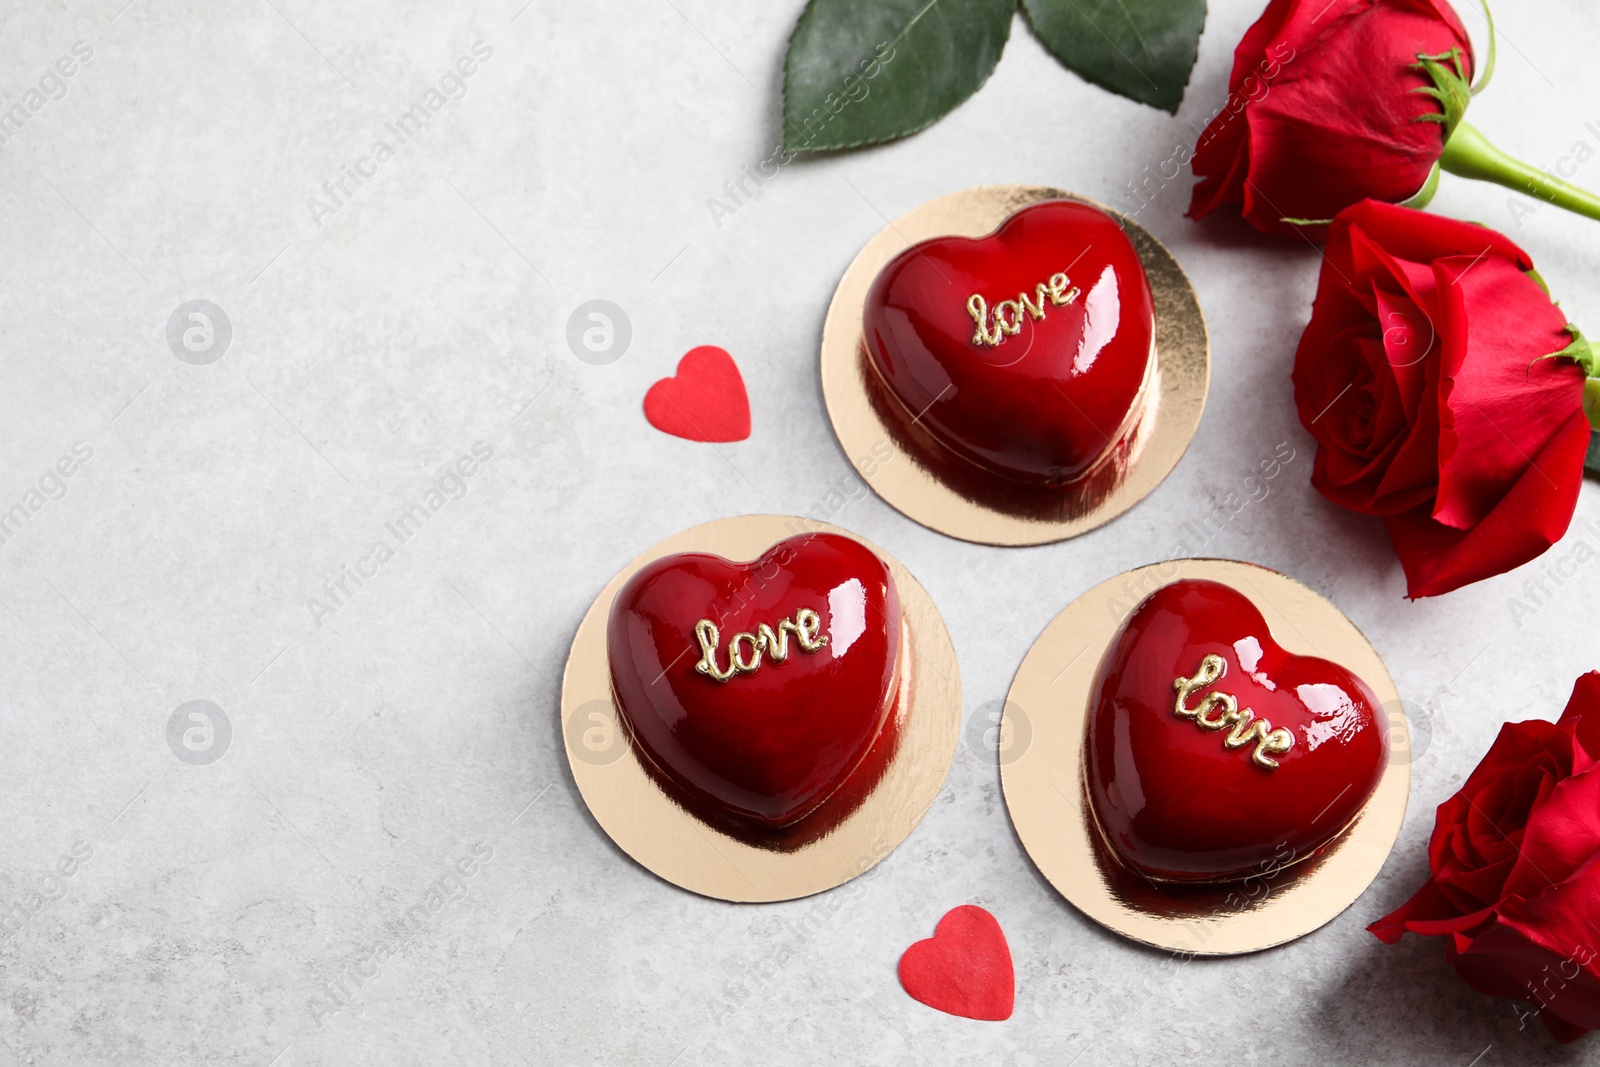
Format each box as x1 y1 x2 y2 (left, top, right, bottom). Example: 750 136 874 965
1084 579 1388 882
607 533 903 849
863 200 1156 491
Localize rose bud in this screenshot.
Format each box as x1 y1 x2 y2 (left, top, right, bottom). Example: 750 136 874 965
1370 672 1600 1042
1188 0 1600 238
1291 200 1598 598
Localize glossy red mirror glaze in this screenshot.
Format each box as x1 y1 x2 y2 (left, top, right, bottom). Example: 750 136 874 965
1085 579 1387 883
607 533 901 846
863 200 1154 487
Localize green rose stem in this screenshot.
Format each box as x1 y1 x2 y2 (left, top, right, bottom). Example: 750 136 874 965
1440 122 1600 224
1415 43 1600 225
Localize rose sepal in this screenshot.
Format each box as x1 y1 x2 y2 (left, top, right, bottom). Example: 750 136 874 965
1541 328 1600 447
1412 48 1471 137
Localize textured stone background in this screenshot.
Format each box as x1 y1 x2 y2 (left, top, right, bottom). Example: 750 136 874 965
1 1 1597 1063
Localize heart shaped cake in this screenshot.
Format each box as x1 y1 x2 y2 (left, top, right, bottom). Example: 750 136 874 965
607 533 902 847
863 199 1155 489
1085 579 1387 883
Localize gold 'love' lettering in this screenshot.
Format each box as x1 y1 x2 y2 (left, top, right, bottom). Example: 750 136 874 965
694 607 827 683
966 271 1081 348
1172 654 1294 770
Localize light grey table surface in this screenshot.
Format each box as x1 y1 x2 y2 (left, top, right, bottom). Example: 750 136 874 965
2 1 1597 1064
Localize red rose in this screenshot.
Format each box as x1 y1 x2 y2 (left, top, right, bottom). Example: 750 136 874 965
1188 0 1471 238
1371 673 1600 1042
1291 200 1591 597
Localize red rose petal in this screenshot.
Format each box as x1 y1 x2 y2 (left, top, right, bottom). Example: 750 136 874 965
1502 771 1600 900
1186 0 1294 219
1337 200 1531 272
1369 879 1485 944
1430 257 1585 530
1382 408 1590 597
1437 857 1517 916
1468 885 1600 1037
1559 673 1600 766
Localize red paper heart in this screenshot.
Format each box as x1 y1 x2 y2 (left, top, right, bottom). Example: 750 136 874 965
898 906 1014 1022
643 346 751 443
1086 579 1388 882
607 533 901 848
864 200 1154 487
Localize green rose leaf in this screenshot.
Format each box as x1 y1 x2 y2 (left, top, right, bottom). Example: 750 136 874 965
1020 0 1205 114
1586 430 1600 481
783 0 1016 153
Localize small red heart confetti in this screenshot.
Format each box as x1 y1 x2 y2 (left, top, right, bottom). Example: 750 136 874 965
898 905 1014 1021
643 345 750 443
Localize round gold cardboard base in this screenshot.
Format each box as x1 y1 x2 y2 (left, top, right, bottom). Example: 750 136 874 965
562 515 962 903
1000 559 1409 955
820 185 1210 546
